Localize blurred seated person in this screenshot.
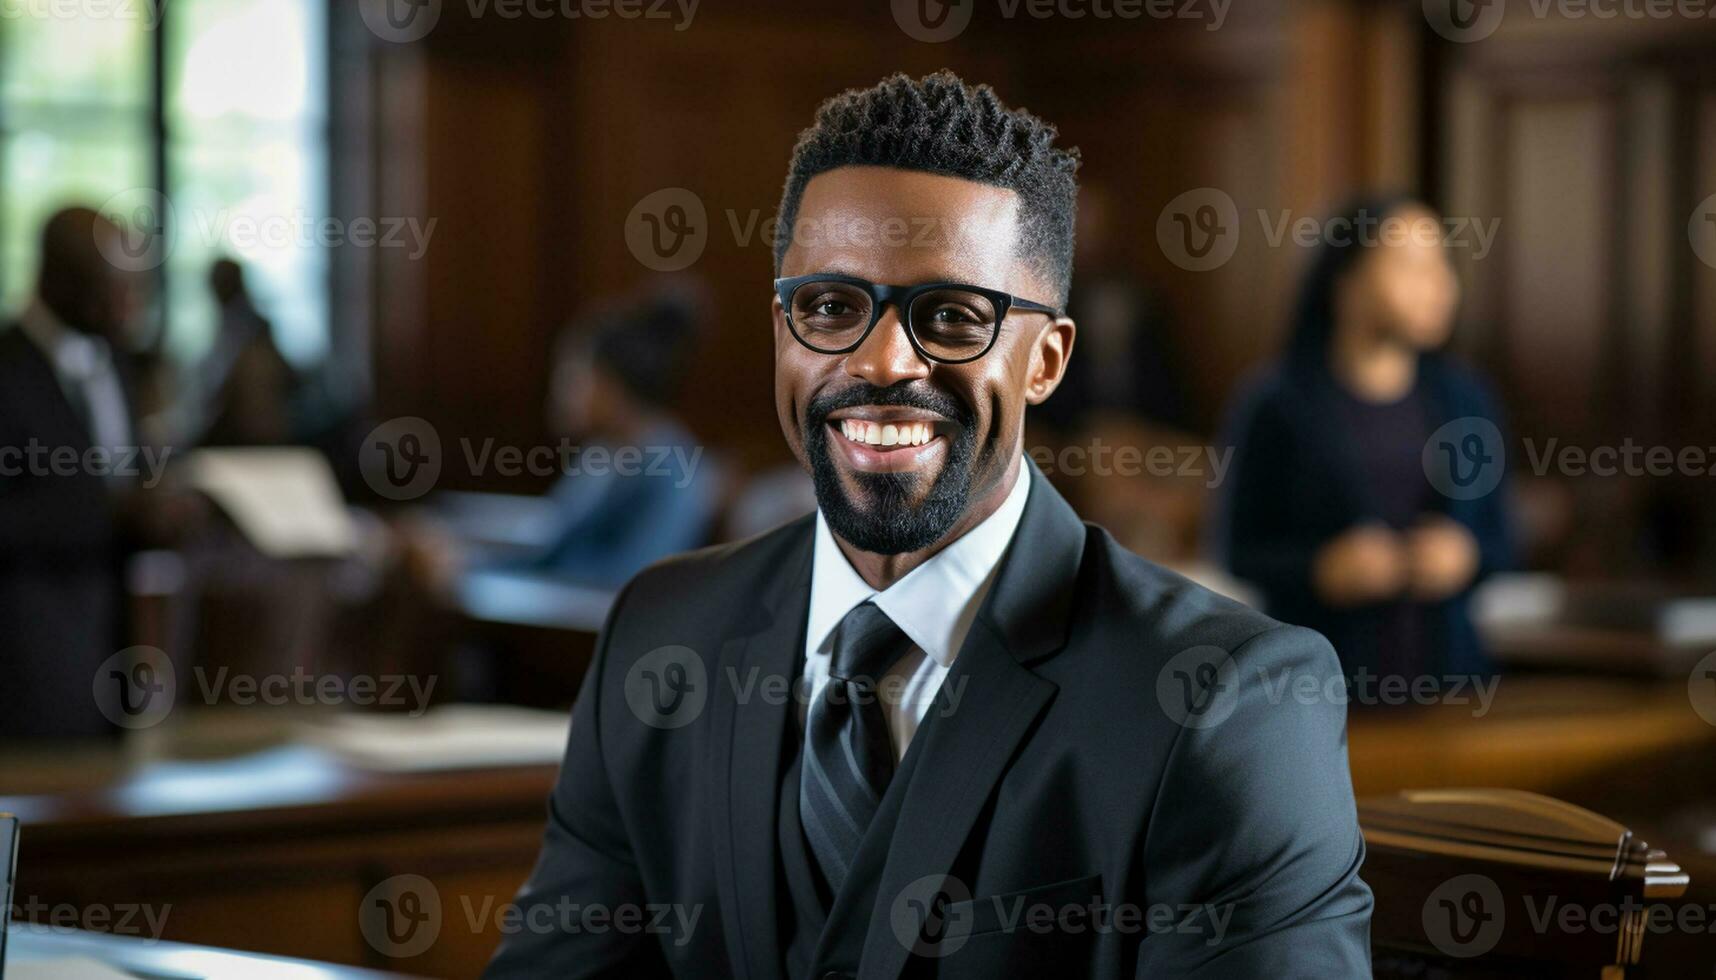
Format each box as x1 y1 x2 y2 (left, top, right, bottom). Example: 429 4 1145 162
1215 196 1514 686
192 257 297 446
502 294 720 588
0 207 194 738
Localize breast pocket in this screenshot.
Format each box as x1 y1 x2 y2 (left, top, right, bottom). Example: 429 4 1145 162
919 873 1108 978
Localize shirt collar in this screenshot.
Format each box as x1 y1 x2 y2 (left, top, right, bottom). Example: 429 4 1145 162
18 298 108 382
806 463 1031 669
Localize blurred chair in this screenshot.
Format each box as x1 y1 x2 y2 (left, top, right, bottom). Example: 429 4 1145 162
1361 788 1690 978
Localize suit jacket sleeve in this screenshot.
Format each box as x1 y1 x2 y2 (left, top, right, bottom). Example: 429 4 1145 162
483 581 673 979
1135 624 1372 979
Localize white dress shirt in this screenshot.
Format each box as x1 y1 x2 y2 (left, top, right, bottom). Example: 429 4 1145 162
17 299 133 469
800 465 1031 760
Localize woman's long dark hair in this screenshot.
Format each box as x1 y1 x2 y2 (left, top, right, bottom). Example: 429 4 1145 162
1284 194 1428 383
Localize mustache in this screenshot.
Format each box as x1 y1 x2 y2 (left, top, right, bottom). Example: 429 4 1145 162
804 382 973 432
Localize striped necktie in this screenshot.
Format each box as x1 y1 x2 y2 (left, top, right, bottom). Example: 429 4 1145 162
800 600 913 894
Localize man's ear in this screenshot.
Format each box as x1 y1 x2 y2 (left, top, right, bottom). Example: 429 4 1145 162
1024 316 1075 405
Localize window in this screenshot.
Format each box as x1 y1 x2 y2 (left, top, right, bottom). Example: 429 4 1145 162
0 0 330 365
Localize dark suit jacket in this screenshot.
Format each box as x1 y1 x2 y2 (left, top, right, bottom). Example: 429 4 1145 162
486 461 1372 979
0 324 128 739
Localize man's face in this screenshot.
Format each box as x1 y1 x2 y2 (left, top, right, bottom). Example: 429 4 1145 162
773 165 1072 556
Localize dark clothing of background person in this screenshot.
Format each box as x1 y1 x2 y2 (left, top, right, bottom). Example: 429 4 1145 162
0 322 132 739
1216 356 1515 683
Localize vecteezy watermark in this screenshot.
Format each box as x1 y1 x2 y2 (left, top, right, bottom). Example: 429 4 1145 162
1158 191 1501 272
0 440 173 488
887 873 1232 958
1154 645 1502 731
359 874 703 958
1520 437 1716 480
94 646 177 730
93 647 438 729
96 188 436 272
623 645 710 730
626 188 709 272
1426 0 1716 44
1689 650 1716 727
1259 667 1501 716
1423 417 1507 501
1423 873 1716 958
1423 874 1506 957
358 0 698 43
358 416 707 501
361 874 443 958
7 898 172 942
192 666 437 716
891 0 1229 42
1688 193 1716 270
459 895 703 947
1027 440 1233 488
624 188 1021 272
620 645 972 729
0 0 166 27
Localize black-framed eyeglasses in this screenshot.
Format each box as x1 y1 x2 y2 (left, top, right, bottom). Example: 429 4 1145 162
775 273 1061 365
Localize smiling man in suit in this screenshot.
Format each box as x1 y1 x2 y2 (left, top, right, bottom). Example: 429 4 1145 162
486 71 1371 979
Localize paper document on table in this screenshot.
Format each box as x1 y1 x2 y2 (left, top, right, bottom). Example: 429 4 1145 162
300 704 572 772
6 957 151 980
180 447 358 558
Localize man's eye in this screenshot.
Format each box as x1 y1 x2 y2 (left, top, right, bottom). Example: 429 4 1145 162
814 300 850 317
927 305 981 325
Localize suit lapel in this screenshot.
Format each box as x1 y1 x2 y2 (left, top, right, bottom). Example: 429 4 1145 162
706 518 814 980
854 461 1089 980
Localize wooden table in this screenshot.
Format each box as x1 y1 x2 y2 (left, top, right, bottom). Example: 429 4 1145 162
0 719 557 980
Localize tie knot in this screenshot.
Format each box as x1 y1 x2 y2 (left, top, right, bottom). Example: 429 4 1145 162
828 600 910 682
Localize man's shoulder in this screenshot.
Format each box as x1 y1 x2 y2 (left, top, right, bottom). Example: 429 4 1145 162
1072 525 1337 678
609 512 815 618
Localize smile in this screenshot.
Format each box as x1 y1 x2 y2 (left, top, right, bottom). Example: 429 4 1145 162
824 409 956 474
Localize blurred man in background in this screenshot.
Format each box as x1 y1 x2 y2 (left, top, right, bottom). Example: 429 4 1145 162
0 207 154 738
510 291 720 587
193 257 298 447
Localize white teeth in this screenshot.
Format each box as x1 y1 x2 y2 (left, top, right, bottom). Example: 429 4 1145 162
838 419 936 447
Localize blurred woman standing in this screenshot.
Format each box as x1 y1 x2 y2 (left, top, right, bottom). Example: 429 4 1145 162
1216 197 1515 688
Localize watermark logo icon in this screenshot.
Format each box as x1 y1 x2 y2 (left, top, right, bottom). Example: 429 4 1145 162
96 188 175 272
1423 873 1505 957
359 0 442 43
625 188 708 272
891 0 974 42
889 873 974 958
1155 645 1240 729
624 646 709 729
1423 416 1506 501
1157 188 1240 272
1424 0 1505 42
1688 650 1716 727
360 874 443 958
1688 194 1716 271
359 416 443 501
94 646 176 729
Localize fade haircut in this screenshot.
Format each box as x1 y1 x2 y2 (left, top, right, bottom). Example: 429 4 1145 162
775 71 1081 307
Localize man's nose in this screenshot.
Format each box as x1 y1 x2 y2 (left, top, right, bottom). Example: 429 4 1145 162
844 306 931 387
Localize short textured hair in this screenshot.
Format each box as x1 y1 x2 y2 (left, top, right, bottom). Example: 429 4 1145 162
775 71 1081 306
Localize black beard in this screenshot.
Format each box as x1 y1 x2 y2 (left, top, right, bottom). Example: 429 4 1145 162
804 383 980 555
